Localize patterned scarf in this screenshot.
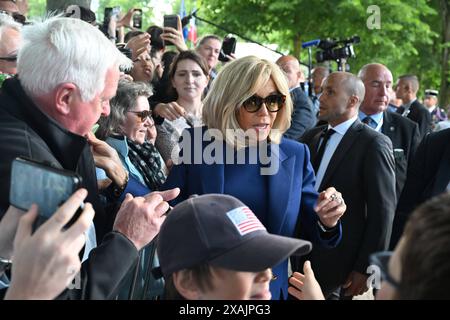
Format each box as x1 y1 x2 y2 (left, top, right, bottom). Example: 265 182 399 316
126 139 167 191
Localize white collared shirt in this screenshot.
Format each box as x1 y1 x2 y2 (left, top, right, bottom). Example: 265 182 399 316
314 116 358 190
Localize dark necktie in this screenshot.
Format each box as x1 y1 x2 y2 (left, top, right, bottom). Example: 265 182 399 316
362 116 376 129
312 128 335 172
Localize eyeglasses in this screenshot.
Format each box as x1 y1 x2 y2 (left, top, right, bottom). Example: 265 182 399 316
369 251 399 289
0 10 26 24
242 94 286 113
0 55 17 62
127 110 153 123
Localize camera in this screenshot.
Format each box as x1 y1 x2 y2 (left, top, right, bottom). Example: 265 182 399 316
316 36 360 64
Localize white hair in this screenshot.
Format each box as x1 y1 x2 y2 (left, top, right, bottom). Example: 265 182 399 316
0 13 22 40
17 17 132 101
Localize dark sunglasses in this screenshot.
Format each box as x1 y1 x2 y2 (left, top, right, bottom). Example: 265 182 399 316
242 94 286 113
369 251 399 289
0 55 17 62
0 10 26 24
127 110 153 123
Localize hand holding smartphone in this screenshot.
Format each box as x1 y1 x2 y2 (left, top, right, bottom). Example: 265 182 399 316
9 157 83 231
219 36 237 62
163 14 180 46
133 8 142 29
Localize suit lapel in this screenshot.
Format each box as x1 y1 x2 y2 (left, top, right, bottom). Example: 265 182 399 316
382 111 396 142
319 121 363 190
431 143 450 196
267 143 294 234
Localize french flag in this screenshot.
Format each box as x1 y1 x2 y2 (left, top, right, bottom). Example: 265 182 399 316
227 206 266 236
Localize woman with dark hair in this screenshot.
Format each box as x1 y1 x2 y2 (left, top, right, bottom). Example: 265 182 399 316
153 50 209 161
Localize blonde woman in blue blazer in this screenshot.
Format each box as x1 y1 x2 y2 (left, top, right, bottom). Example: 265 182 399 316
162 56 346 300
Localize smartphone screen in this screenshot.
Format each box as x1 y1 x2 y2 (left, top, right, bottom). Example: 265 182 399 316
133 9 142 29
163 15 179 30
9 157 82 220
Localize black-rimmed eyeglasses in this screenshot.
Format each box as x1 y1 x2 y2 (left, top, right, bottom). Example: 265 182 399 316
369 251 400 289
242 94 286 113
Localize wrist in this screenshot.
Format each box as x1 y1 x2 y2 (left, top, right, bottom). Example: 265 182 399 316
317 219 337 232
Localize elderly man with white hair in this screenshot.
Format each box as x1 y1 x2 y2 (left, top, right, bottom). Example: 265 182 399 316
0 16 179 299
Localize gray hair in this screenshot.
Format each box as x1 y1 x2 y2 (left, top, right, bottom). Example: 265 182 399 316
17 16 132 102
96 80 152 140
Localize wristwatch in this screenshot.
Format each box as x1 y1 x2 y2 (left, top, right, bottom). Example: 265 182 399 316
0 256 12 275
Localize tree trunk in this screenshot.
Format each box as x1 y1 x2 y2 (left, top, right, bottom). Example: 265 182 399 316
46 0 91 13
439 0 449 108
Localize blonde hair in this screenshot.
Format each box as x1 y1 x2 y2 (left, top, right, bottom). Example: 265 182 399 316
203 56 292 148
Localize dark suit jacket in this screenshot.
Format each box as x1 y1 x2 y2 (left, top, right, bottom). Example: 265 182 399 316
397 100 431 139
390 128 450 248
381 111 420 198
296 120 396 296
283 87 316 140
163 126 341 300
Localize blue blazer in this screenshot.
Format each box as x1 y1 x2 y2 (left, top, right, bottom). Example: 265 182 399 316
163 127 341 299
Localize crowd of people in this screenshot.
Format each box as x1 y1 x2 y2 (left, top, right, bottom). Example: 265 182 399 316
0 0 449 301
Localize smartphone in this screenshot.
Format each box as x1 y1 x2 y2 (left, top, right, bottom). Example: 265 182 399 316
103 6 120 28
163 14 179 29
9 157 83 231
133 9 142 29
163 14 179 46
219 36 237 62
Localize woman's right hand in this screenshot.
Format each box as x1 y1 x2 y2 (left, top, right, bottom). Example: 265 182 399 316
153 102 186 121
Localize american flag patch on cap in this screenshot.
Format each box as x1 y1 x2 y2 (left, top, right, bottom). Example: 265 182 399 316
226 206 266 236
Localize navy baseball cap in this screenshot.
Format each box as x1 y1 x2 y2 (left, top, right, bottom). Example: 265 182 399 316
157 194 312 278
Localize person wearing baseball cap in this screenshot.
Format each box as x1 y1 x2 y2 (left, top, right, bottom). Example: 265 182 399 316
157 194 312 300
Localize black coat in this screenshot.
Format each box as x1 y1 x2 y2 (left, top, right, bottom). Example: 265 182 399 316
390 128 450 249
381 111 421 198
283 87 316 140
295 120 396 296
397 100 431 139
0 78 138 299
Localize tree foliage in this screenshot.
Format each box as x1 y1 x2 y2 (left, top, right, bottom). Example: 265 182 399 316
199 0 447 104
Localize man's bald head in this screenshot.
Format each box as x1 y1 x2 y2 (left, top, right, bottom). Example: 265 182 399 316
275 55 302 89
358 63 393 115
311 66 330 95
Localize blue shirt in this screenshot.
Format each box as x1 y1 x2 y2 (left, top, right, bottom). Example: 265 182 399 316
358 111 384 132
315 116 358 189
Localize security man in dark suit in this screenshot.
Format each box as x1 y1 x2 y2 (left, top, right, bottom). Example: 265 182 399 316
357 63 420 198
395 74 431 139
295 72 396 299
390 128 450 249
